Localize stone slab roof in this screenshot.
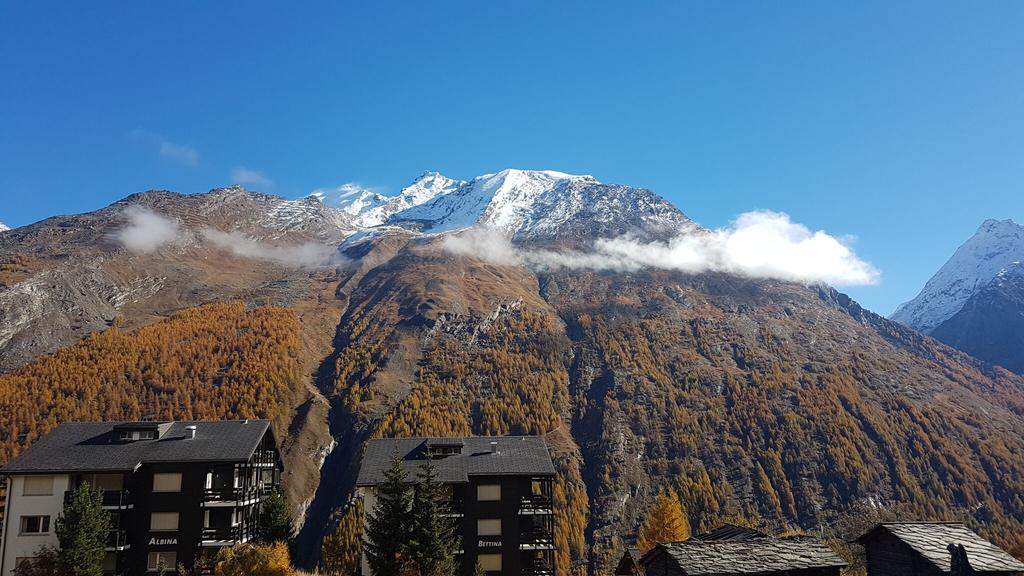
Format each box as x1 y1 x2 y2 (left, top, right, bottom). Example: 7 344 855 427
857 522 1024 573
653 537 847 575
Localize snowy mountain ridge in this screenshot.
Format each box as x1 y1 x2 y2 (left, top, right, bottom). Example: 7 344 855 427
891 218 1024 333
0 222 8 232
314 168 690 240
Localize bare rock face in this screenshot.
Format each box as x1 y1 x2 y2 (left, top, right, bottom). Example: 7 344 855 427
931 263 1024 374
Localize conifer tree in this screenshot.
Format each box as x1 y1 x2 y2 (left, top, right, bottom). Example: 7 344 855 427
637 488 690 553
258 489 292 544
364 453 413 576
56 483 110 576
409 458 459 576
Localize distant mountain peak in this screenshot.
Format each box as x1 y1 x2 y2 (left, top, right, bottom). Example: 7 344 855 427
387 168 687 239
0 221 9 232
892 218 1024 332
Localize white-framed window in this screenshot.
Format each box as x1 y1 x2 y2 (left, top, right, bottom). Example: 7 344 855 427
477 518 502 536
152 472 182 493
19 515 50 534
119 430 156 441
477 484 501 502
147 551 177 572
22 476 54 496
478 553 502 571
150 512 179 532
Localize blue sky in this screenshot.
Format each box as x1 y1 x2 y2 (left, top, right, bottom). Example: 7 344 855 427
2 2 1023 315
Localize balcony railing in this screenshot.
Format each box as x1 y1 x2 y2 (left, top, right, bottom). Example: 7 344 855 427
65 490 131 509
519 495 553 513
201 525 254 543
520 528 555 548
203 485 262 502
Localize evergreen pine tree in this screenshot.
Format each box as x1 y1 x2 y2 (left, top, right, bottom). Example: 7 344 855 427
258 489 293 544
409 458 459 576
364 453 413 576
637 488 690 553
56 483 111 576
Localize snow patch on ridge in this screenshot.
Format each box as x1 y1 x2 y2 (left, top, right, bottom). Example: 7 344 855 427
891 219 1024 332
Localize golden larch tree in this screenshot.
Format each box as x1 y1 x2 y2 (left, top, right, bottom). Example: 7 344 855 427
637 488 691 553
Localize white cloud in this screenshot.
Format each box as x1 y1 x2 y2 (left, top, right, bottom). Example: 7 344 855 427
231 167 273 189
442 211 880 287
117 206 183 253
200 228 345 269
128 129 199 166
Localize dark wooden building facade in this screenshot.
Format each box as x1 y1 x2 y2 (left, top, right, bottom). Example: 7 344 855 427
856 523 1024 576
0 420 282 575
356 436 556 576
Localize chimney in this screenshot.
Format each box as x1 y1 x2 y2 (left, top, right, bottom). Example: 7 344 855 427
185 425 197 439
490 441 498 454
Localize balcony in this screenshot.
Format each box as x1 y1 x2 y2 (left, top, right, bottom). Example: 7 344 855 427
65 490 132 510
523 564 555 576
519 527 555 550
105 529 130 551
519 495 553 515
202 485 264 506
201 525 254 546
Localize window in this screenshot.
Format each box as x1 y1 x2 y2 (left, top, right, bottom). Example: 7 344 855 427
477 519 501 536
150 512 179 531
22 476 53 496
119 430 156 441
19 516 50 534
147 551 177 572
83 473 124 491
477 484 501 501
153 472 182 493
478 553 502 571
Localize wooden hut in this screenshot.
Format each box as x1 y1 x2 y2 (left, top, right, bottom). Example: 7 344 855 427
856 522 1024 576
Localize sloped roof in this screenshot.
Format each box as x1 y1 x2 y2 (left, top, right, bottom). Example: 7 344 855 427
857 523 1024 573
692 524 769 542
1 421 273 473
356 436 555 486
650 538 847 575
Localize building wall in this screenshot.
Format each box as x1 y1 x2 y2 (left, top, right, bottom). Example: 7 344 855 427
0 474 70 575
862 531 943 576
360 473 556 576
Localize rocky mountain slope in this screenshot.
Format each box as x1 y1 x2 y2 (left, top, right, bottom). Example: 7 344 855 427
892 219 1024 373
2 173 1024 574
930 262 1024 374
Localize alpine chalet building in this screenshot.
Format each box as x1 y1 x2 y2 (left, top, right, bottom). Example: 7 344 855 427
356 436 556 576
0 420 282 575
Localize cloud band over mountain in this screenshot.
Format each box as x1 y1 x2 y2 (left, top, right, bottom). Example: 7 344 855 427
443 211 879 286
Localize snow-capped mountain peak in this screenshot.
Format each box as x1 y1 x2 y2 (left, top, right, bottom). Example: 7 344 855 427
891 218 1024 332
312 173 464 227
388 168 609 235
311 168 689 241
0 221 9 232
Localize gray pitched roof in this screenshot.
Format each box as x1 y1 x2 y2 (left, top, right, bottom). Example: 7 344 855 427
1 421 273 473
858 523 1024 573
356 436 555 486
692 524 769 542
650 538 847 575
